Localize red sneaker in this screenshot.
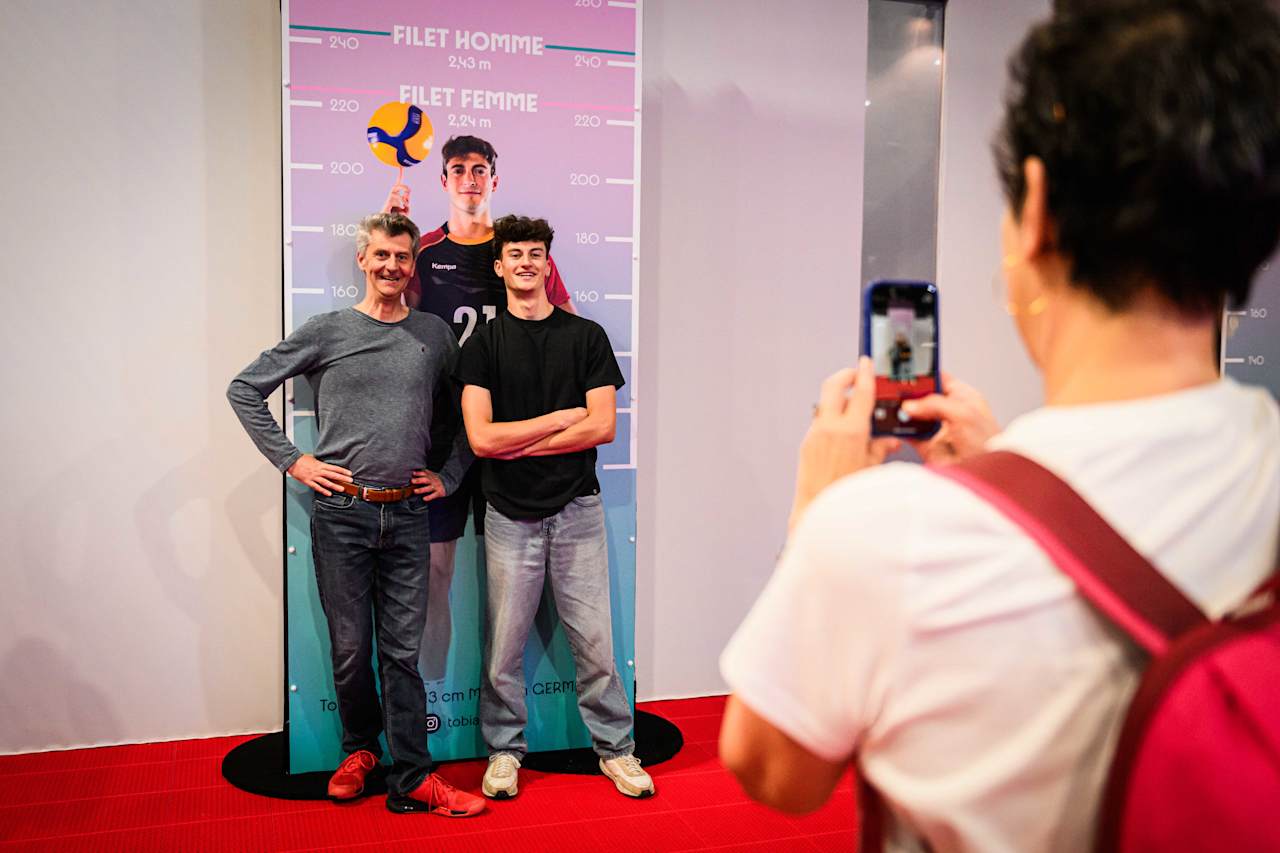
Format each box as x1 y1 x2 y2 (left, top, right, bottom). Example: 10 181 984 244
386 772 487 817
327 750 379 800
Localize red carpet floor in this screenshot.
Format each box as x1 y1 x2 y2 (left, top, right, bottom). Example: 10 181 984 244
0 696 857 851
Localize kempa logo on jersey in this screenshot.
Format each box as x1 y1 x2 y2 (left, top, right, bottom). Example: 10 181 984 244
431 262 458 271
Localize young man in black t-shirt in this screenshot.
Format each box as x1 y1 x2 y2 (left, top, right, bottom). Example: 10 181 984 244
455 215 655 801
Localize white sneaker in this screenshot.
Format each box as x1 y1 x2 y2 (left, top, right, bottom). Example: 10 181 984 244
482 752 520 799
599 754 655 798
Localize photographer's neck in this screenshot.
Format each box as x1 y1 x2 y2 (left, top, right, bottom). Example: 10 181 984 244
1038 288 1219 406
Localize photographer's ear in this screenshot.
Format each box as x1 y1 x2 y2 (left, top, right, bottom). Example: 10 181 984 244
1016 157 1054 261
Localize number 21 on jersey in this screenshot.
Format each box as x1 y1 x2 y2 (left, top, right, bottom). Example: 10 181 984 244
455 305 497 344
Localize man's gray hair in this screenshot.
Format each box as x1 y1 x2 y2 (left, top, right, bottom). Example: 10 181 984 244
356 212 421 256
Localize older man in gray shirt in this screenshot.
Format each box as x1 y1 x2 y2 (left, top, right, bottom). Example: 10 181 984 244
227 213 484 818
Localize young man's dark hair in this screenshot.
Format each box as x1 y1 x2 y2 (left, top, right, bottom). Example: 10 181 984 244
994 0 1280 314
440 135 498 174
492 214 554 256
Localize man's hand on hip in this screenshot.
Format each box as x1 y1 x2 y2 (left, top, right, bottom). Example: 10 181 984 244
412 469 446 501
287 454 354 496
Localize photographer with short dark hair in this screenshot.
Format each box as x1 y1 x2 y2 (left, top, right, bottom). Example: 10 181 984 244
719 2 1280 849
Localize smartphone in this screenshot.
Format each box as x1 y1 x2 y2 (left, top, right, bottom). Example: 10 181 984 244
860 280 941 438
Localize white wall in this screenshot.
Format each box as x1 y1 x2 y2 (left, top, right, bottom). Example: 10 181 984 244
0 0 1054 751
635 1 870 698
936 0 1051 424
0 1 283 752
635 0 1052 699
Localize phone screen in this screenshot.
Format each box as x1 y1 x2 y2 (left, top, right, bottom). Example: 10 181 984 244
864 281 940 437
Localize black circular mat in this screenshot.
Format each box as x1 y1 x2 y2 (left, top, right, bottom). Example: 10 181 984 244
222 710 684 800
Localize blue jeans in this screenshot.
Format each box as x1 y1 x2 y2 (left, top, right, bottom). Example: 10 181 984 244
480 494 635 760
310 491 433 797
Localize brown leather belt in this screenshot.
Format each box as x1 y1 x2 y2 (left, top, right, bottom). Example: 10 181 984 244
333 482 416 503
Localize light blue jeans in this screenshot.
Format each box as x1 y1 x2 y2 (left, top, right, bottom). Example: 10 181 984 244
480 494 635 760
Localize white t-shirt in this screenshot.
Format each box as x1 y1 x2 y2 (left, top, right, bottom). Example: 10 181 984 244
720 378 1279 853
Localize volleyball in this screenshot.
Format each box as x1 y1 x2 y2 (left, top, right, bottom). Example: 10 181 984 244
366 102 434 168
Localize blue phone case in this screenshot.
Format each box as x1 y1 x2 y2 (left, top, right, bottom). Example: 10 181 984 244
861 279 942 438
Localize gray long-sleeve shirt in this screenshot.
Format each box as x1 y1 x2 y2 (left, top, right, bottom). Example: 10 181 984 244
227 307 471 491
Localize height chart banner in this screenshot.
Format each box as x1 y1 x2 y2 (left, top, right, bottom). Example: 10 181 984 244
1223 257 1279 402
281 0 641 773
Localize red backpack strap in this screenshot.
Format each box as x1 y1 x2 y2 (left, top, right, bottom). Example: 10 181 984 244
934 451 1209 656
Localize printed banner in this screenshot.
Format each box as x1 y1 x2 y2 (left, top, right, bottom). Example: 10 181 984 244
1223 256 1280 401
281 0 640 772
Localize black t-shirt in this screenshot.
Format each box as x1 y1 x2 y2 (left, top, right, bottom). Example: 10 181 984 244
455 308 624 519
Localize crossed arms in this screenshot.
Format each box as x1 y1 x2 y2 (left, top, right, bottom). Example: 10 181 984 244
460 384 616 459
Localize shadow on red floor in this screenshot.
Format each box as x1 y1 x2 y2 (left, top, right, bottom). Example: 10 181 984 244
0 696 857 852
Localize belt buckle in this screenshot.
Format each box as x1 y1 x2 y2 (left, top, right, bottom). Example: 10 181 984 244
360 486 372 502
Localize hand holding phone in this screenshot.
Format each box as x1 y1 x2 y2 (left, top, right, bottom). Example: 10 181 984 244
789 358 902 533
901 373 1001 464
860 280 942 438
